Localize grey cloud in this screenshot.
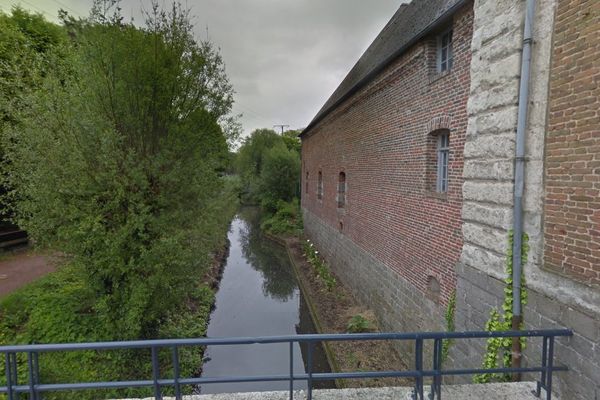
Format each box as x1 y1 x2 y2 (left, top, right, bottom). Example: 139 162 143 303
15 0 407 137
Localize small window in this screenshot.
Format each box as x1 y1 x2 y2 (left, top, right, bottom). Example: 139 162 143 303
317 171 323 200
436 133 450 192
305 172 309 194
437 29 453 72
337 172 346 208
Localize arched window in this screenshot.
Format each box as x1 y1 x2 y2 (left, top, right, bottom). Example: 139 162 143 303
317 170 323 200
436 133 449 192
426 129 450 194
337 172 346 208
305 171 309 194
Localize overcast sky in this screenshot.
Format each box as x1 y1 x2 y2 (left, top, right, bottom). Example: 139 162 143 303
1 0 407 139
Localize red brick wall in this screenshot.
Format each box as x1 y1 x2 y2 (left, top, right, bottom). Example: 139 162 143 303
543 0 600 287
301 4 473 306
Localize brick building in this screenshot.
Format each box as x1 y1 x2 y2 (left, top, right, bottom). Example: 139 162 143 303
300 0 599 399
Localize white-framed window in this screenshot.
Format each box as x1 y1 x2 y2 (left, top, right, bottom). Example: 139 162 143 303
436 133 449 192
337 172 346 208
437 29 453 72
317 170 323 200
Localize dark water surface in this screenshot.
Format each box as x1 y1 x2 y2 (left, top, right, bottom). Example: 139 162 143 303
199 208 332 394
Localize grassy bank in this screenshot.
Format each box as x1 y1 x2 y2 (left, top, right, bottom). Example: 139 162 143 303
0 179 238 400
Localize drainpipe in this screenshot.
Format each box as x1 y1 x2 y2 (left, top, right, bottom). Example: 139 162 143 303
511 0 536 380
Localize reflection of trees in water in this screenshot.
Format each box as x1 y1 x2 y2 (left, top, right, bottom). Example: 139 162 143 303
237 207 297 301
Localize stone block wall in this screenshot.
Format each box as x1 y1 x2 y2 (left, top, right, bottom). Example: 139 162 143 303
452 0 600 399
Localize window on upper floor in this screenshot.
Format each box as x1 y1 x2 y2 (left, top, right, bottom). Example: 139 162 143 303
437 29 453 73
436 132 450 193
337 172 346 208
317 170 323 200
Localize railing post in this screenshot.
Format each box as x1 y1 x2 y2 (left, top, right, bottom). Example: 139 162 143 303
27 351 39 400
414 338 424 400
172 347 181 400
429 338 442 400
151 347 162 400
307 341 314 400
289 342 294 400
546 337 555 400
4 353 14 400
536 336 548 397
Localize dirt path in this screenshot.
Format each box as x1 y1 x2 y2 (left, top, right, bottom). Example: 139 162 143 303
0 249 56 298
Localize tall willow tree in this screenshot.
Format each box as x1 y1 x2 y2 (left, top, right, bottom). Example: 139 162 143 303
2 1 236 339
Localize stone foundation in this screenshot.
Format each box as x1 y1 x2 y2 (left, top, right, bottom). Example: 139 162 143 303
303 208 446 359
450 263 600 400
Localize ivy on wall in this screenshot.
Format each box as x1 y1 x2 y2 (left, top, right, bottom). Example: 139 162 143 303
441 290 456 363
473 231 529 383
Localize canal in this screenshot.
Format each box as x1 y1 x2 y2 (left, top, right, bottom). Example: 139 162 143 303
199 208 332 394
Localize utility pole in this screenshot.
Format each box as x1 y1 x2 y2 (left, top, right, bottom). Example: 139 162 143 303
273 124 289 134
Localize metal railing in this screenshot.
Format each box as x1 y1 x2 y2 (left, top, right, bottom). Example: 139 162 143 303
0 329 572 400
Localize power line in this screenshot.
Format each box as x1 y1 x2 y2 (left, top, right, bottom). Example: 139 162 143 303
48 0 84 18
13 0 54 18
235 102 270 121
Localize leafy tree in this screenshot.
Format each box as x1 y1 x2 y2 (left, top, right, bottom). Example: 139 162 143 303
235 128 282 202
260 143 300 211
2 1 236 339
281 129 301 154
0 8 68 222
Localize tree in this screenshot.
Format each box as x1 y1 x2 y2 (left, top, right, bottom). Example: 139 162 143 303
2 1 236 338
0 8 68 223
260 143 300 211
235 128 282 202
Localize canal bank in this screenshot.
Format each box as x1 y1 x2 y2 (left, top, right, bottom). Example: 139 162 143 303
264 232 410 388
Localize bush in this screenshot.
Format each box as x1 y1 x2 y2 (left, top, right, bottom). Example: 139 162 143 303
261 199 302 236
346 315 371 333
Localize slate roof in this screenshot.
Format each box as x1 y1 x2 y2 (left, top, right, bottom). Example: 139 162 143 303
301 0 467 136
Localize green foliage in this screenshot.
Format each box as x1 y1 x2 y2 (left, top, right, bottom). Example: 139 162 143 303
260 143 301 212
0 2 240 398
441 290 456 363
0 8 69 222
0 262 222 399
303 239 336 291
473 231 529 383
235 128 300 206
281 129 301 153
2 1 234 339
261 199 303 236
346 315 371 333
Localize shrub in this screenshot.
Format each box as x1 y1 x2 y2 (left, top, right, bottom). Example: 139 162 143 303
346 315 371 333
261 199 302 236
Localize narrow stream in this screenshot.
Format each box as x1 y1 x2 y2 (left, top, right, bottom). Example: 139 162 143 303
199 207 332 394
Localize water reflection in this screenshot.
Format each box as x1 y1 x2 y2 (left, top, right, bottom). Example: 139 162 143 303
238 208 297 301
199 208 332 394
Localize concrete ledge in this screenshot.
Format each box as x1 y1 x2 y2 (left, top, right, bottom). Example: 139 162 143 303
122 382 555 399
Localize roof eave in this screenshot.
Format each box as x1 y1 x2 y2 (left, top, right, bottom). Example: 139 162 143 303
300 0 468 139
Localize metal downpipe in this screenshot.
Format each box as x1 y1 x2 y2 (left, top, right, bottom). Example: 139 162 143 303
511 0 536 380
